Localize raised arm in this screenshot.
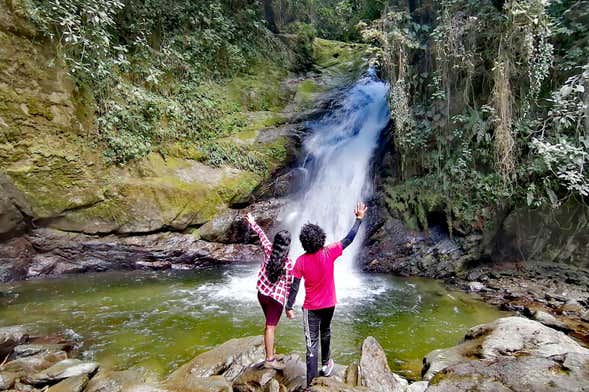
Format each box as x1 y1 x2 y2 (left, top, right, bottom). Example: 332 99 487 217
245 213 272 257
341 202 368 249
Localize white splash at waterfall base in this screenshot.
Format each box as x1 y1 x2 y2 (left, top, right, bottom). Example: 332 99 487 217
281 69 391 304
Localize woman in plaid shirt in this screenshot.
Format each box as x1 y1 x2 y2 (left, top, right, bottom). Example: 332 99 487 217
245 213 294 369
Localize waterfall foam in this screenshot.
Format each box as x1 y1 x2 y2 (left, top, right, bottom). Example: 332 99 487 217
281 69 391 304
210 70 391 305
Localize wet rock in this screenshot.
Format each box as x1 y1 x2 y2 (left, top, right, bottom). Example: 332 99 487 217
422 316 589 386
166 336 264 390
407 381 428 392
46 374 88 392
13 343 72 358
0 326 29 357
358 337 407 392
467 282 485 292
25 359 98 385
199 199 287 244
2 228 264 281
84 368 165 392
1 351 68 379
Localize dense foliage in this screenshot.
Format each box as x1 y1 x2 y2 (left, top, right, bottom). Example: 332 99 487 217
361 0 588 234
19 0 588 234
24 0 291 165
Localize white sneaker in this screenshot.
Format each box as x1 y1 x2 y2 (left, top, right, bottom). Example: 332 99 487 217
320 358 334 377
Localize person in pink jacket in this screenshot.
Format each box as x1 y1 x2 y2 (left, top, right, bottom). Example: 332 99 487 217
245 213 294 370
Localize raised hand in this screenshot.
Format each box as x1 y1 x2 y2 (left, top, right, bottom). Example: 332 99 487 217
245 212 256 226
354 202 368 220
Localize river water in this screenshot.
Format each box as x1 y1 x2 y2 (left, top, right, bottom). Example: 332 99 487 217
0 269 503 380
0 71 506 380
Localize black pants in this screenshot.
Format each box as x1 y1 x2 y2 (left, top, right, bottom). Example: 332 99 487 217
303 306 335 386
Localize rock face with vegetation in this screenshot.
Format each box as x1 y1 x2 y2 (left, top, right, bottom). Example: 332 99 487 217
0 0 369 281
358 0 589 278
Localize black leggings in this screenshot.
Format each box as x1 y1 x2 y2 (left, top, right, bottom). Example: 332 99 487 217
303 306 335 386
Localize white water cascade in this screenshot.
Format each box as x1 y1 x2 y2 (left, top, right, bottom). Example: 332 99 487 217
281 68 391 303
208 69 391 304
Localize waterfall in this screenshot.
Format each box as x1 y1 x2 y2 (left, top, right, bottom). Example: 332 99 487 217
282 69 391 303
214 69 390 304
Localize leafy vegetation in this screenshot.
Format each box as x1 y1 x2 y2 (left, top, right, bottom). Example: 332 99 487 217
24 0 292 164
361 0 588 234
17 0 588 235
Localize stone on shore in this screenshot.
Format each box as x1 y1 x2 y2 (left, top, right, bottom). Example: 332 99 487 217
25 359 98 385
84 368 166 392
422 316 589 391
0 351 68 378
0 326 29 357
165 336 264 390
358 336 407 392
46 374 89 392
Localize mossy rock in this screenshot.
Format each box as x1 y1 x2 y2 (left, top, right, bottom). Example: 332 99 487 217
47 155 263 234
313 38 369 82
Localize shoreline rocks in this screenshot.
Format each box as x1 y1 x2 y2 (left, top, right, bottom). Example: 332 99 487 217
2 318 589 392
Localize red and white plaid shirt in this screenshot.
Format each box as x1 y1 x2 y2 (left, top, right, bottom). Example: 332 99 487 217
249 220 294 305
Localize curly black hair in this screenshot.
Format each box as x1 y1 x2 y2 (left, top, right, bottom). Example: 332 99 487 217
267 230 291 284
299 223 326 254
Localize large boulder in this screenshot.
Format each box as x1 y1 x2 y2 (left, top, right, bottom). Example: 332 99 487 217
165 336 264 390
358 337 407 392
25 359 98 385
16 228 262 279
426 352 589 392
422 316 589 391
492 199 589 268
199 199 288 244
84 368 167 392
0 325 29 357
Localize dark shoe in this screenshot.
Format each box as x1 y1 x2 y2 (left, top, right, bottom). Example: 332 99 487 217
320 358 334 377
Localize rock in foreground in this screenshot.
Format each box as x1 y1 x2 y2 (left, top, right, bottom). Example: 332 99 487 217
422 316 589 391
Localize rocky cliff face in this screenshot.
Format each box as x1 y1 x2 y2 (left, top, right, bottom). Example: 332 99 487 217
0 0 370 281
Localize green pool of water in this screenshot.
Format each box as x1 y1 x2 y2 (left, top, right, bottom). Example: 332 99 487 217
0 265 505 379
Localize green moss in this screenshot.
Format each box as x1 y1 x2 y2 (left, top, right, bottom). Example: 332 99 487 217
255 136 290 169
217 172 262 205
4 155 105 219
294 79 326 110
313 38 368 80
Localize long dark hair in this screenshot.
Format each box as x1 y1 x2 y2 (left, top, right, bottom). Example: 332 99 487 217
267 230 291 284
